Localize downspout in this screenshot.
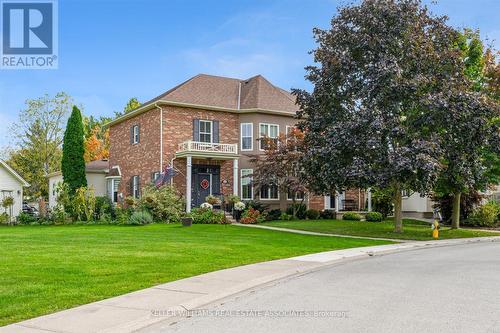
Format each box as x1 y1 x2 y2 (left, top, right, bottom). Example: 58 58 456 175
170 156 176 186
154 102 163 170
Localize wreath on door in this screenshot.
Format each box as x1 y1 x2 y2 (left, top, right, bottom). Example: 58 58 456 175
200 179 210 190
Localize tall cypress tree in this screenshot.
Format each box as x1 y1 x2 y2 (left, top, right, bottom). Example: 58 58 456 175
62 106 87 192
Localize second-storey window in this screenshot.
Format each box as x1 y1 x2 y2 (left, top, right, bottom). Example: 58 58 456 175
199 120 212 143
131 125 140 144
241 123 253 151
259 123 279 150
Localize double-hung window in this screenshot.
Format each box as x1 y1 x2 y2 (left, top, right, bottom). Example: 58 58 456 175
151 172 161 182
199 120 212 143
241 169 253 200
132 176 140 199
241 123 253 151
259 123 279 150
131 125 140 144
107 179 121 203
260 182 279 200
287 190 305 201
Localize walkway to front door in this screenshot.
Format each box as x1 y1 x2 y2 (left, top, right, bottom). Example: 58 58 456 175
191 165 221 208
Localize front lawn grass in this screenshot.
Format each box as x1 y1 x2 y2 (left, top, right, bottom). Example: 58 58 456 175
0 224 391 326
261 218 500 241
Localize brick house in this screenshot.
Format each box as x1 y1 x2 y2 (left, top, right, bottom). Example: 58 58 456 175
106 74 370 213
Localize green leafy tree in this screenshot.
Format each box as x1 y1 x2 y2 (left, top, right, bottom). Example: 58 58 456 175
62 106 87 193
434 30 500 228
294 0 465 233
8 92 73 198
114 97 141 117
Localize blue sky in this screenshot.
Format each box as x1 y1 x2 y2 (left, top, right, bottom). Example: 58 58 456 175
1 0 499 150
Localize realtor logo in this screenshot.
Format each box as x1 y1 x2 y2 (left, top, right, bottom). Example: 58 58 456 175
1 0 58 69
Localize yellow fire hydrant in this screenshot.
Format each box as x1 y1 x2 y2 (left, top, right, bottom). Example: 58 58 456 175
432 220 439 239
432 208 442 239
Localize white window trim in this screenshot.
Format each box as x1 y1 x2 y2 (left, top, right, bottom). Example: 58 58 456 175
108 178 121 203
132 176 140 199
152 172 161 182
260 184 280 201
199 120 213 143
287 191 305 201
258 123 279 151
132 125 140 144
240 169 253 200
240 123 253 151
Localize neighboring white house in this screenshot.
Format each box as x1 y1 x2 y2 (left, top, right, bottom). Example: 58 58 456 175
48 160 109 209
0 159 29 218
402 191 434 219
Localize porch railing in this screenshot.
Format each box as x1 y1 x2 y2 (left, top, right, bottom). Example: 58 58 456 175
177 141 238 154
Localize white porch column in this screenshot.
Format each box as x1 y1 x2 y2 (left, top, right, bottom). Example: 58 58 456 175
233 159 239 196
186 155 192 213
335 192 340 213
367 188 372 212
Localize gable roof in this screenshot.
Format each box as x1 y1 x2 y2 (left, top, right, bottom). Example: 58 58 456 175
107 74 299 127
47 160 109 178
0 160 29 187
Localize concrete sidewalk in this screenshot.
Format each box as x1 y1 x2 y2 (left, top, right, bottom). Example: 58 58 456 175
1 237 499 333
233 222 411 242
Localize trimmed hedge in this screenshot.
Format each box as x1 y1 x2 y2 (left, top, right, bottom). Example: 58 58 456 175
365 211 383 222
342 211 362 221
306 209 320 220
266 209 282 221
320 209 336 219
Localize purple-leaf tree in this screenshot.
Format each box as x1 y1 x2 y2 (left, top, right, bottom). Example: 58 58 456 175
249 129 308 218
293 0 466 232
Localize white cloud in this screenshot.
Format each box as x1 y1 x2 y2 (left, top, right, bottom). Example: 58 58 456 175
181 38 297 80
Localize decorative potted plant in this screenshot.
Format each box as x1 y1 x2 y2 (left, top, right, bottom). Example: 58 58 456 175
205 195 219 205
233 201 245 222
181 215 193 227
200 202 213 210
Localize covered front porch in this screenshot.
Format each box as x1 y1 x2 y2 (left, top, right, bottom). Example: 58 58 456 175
323 189 373 212
175 141 239 212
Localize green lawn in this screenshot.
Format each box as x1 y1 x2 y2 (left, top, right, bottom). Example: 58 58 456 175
0 224 391 326
261 219 500 241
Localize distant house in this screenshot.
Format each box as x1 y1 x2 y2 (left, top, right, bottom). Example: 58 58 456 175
402 191 435 219
0 159 29 217
47 160 109 209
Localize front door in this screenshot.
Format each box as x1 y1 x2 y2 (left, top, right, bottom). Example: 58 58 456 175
191 165 221 208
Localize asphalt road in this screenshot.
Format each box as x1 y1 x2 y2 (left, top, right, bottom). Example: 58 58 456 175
144 241 500 333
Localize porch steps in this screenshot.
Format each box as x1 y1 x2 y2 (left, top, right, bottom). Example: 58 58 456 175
224 212 237 224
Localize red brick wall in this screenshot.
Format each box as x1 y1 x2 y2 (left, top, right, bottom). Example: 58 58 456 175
109 108 161 197
308 195 325 210
109 106 239 201
163 106 239 200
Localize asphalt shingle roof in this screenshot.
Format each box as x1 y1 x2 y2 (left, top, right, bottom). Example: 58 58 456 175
149 74 298 113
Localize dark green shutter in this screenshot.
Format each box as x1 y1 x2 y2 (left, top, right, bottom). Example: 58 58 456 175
193 119 200 141
130 126 134 144
137 176 140 197
213 120 219 143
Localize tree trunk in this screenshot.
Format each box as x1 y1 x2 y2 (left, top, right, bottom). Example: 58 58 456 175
393 184 403 233
451 192 461 229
